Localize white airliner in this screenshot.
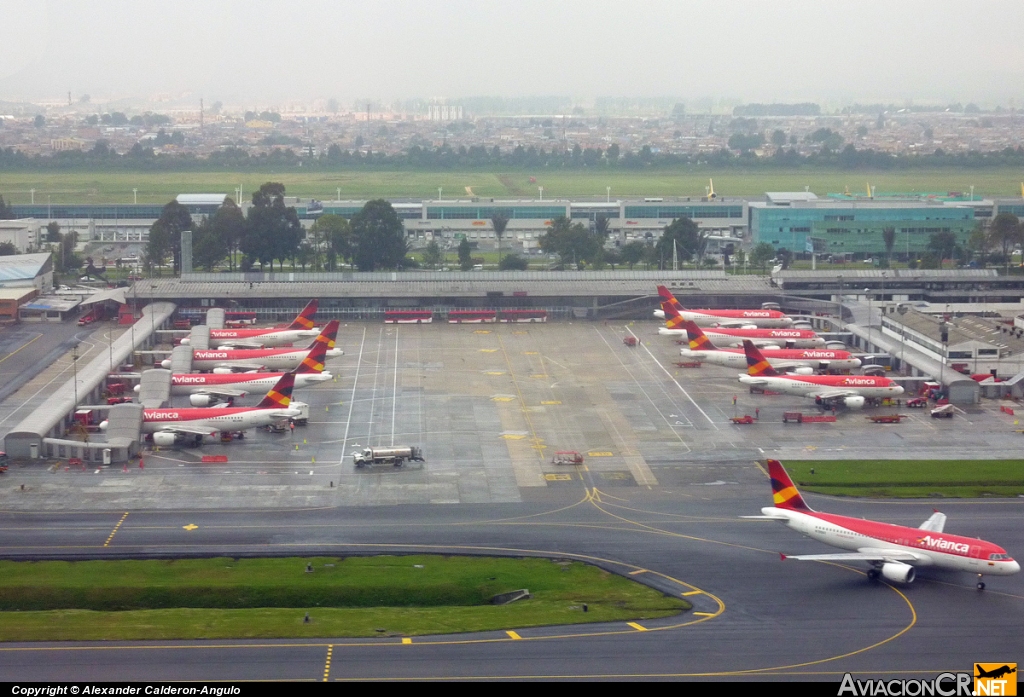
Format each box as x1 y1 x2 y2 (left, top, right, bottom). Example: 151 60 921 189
738 340 902 409
181 299 322 349
163 320 342 372
102 372 302 447
748 459 1019 589
679 320 861 372
653 285 794 327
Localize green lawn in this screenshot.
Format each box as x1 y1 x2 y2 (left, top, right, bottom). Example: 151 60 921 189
0 556 689 640
787 460 1024 498
2 168 1023 204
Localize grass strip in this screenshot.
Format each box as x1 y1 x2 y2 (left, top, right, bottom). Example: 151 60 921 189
787 460 1024 498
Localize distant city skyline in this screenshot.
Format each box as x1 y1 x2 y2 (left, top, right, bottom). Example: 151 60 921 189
2 0 1023 108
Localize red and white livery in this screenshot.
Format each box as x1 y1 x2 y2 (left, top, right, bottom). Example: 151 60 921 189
748 459 1019 589
164 320 342 372
679 320 861 372
653 285 793 327
738 340 901 409
660 304 823 348
181 300 322 349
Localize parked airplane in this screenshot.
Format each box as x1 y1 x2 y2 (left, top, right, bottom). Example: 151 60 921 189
738 340 902 408
163 320 342 372
747 459 1019 589
181 300 322 349
659 305 823 348
679 320 861 372
102 372 302 447
144 329 333 405
653 286 794 327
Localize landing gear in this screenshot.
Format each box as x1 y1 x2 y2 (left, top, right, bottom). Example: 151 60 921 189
867 568 880 581
977 575 986 591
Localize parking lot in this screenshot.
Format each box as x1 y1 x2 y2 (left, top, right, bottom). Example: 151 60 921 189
3 321 1023 510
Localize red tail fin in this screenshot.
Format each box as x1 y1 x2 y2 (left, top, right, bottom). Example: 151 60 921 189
656 285 686 312
307 319 339 350
288 299 318 331
767 459 811 511
256 371 295 408
662 300 686 331
681 320 718 350
296 328 329 374
742 340 779 376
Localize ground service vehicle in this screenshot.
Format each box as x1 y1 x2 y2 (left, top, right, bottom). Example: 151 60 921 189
353 446 425 468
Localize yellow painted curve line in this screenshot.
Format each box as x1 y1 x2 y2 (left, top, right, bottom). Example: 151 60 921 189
0 333 42 366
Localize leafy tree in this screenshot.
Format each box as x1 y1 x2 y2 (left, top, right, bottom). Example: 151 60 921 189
498 253 528 270
988 212 1021 274
191 217 228 271
927 231 958 268
602 248 621 270
882 226 896 267
620 240 646 269
770 129 787 147
242 183 303 271
728 132 764 151
458 238 473 270
33 115 45 128
46 221 61 242
491 212 510 265
147 199 193 275
0 242 17 256
593 214 610 243
350 199 408 271
422 240 443 269
0 195 15 219
654 217 705 268
209 198 245 271
309 214 352 271
53 230 81 276
749 242 775 273
539 216 601 268
966 222 990 265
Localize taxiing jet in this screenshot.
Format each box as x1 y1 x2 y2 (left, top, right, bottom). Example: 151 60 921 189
738 340 901 409
144 329 333 406
181 300 322 349
659 304 823 348
163 320 342 372
679 320 861 372
746 459 1019 589
102 372 302 447
653 286 793 327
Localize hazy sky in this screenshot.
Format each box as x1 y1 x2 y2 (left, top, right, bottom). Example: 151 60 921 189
2 0 1023 107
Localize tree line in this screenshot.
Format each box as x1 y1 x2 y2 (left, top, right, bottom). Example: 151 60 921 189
145 185 410 274
4 141 1024 173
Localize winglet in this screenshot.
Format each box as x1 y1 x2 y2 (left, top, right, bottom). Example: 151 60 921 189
767 459 812 511
256 371 295 409
288 299 319 330
780 553 788 561
743 340 779 376
681 319 718 351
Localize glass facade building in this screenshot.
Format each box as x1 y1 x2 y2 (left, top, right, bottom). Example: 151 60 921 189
749 202 976 257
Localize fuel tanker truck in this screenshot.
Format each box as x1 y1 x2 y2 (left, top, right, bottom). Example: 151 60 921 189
352 446 425 468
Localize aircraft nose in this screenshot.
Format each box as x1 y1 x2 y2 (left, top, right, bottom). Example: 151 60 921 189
1008 560 1021 575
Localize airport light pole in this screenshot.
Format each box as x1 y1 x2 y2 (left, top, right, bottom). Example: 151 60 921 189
72 344 79 408
836 275 843 329
865 288 872 350
133 188 138 204
606 186 611 203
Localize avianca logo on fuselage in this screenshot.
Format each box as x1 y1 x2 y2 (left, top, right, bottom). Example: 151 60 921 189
194 351 230 359
800 351 839 358
213 331 241 337
173 376 209 385
739 311 772 317
842 377 885 386
918 535 970 554
768 330 805 337
145 411 180 420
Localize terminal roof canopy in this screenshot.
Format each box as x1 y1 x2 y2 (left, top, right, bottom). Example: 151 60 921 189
0 253 51 283
176 194 228 206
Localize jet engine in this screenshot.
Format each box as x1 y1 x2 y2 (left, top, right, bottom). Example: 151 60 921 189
189 394 223 407
180 338 191 346
160 359 172 369
843 395 866 409
880 562 916 584
152 432 178 447
787 367 815 376
213 368 236 374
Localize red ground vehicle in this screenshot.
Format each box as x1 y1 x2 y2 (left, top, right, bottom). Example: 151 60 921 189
907 397 928 408
498 309 548 323
448 310 497 324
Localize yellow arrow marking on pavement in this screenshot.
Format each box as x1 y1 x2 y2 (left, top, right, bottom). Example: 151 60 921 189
506 631 522 639
588 451 613 457
541 400 561 405
183 524 198 531
627 622 648 631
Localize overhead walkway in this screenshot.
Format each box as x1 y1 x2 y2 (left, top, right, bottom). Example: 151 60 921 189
4 302 176 463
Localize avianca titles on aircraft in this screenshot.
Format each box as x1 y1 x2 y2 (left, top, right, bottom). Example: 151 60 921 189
102 372 302 447
747 459 1019 589
653 285 793 327
738 340 902 408
679 320 861 372
144 328 333 406
164 320 342 372
181 299 322 349
659 304 823 348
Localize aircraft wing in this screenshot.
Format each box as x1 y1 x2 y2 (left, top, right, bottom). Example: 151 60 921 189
195 387 247 398
918 511 947 533
713 320 758 329
782 549 923 563
810 389 856 402
214 363 268 372
154 425 218 437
